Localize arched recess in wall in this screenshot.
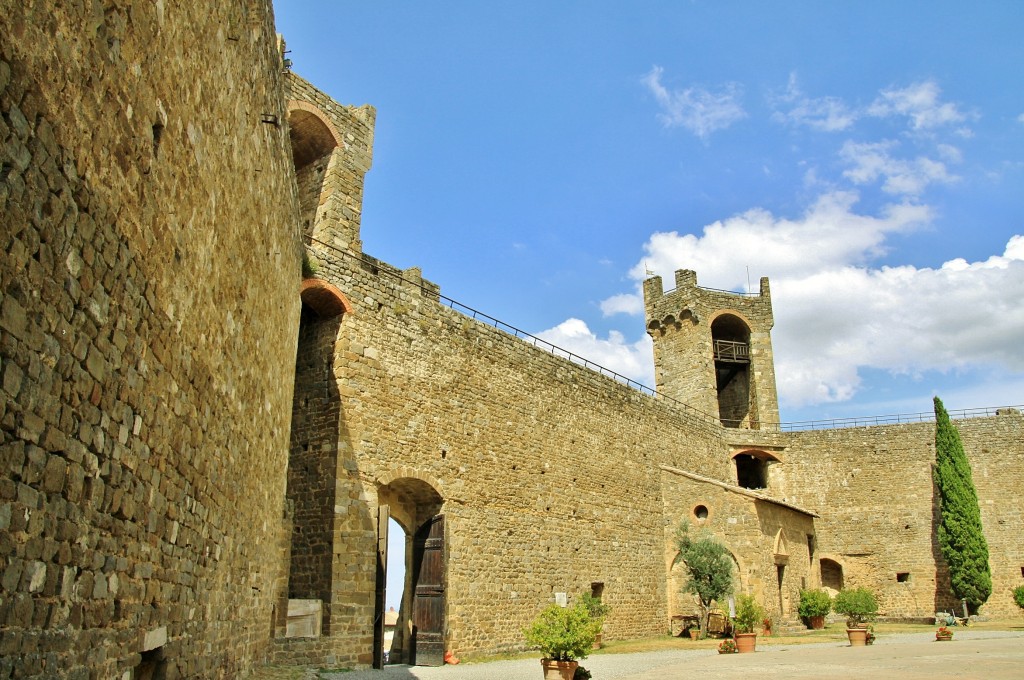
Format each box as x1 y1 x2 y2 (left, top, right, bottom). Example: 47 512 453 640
282 283 348 637
287 101 341 242
731 449 780 490
711 312 752 428
819 556 844 595
300 278 353 319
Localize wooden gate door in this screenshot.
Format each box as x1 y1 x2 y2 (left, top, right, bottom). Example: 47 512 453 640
373 505 389 669
411 514 445 666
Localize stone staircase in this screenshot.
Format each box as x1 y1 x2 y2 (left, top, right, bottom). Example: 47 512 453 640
770 619 814 635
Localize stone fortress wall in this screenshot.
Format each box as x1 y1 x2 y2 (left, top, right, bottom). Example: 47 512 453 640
771 414 1024 619
1 1 302 678
2 2 1022 677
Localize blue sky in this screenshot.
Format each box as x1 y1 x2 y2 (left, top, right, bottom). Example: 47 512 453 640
275 1 1023 425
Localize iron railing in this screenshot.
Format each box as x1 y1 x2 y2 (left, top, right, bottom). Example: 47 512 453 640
304 239 1020 434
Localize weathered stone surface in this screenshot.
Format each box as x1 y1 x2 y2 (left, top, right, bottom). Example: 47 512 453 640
3 3 1022 679
1 0 301 676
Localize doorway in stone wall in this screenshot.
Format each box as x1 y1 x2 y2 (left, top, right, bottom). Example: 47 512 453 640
376 477 445 667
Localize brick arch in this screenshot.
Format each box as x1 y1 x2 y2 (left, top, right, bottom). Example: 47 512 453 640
287 100 342 169
300 278 353 319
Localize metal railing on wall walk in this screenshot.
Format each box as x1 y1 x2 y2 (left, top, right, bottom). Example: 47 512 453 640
305 237 722 431
303 238 1020 434
772 404 1023 432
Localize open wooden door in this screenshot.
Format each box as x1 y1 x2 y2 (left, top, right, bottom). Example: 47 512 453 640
372 505 389 669
411 514 445 666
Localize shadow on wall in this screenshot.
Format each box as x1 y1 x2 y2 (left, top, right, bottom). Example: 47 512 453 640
286 304 346 633
931 467 956 615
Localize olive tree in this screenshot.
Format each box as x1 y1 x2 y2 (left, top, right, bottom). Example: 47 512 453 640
673 522 734 638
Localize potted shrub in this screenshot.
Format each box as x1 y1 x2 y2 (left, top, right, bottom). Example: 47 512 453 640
833 587 878 646
798 588 832 629
523 601 601 680
578 592 611 649
732 594 765 653
1013 584 1024 612
935 625 953 641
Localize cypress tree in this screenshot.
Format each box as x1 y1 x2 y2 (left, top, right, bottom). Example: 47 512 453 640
933 396 991 613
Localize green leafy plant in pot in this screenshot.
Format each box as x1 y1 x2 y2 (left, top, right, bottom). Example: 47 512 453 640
524 601 601 680
578 592 611 649
732 594 765 653
833 587 878 646
797 589 832 629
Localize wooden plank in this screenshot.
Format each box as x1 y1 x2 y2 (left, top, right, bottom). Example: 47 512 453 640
412 514 445 666
373 505 389 669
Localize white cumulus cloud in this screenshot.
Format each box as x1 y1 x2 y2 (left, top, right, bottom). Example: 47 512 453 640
642 66 746 139
587 193 1022 409
534 318 654 386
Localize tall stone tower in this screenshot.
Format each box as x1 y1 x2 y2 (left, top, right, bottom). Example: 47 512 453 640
286 72 376 255
644 269 780 429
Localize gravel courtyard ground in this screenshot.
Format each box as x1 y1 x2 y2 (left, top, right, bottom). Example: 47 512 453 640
310 629 1024 680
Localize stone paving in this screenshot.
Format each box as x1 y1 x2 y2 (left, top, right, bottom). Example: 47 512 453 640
300 630 1024 680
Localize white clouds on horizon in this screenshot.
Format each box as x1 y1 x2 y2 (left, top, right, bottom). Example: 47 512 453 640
642 66 746 139
591 72 1021 412
533 318 654 386
545 193 1022 410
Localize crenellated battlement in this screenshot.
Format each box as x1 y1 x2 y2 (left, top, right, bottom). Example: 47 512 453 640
644 269 779 429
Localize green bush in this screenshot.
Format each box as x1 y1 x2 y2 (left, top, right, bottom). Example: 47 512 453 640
833 587 878 627
578 592 611 621
732 594 765 634
1013 585 1024 610
523 602 600 662
798 589 832 618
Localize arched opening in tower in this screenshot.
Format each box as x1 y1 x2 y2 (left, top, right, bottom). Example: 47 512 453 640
288 108 338 242
711 314 752 428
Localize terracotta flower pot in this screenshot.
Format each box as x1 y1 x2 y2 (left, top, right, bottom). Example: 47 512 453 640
809 615 825 630
734 632 757 653
846 628 868 646
936 634 952 641
541 659 578 680
689 629 699 640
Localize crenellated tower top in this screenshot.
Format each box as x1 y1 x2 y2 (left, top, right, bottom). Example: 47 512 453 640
644 269 779 429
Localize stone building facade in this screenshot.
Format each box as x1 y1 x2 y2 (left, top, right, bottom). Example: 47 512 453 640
1 2 1022 678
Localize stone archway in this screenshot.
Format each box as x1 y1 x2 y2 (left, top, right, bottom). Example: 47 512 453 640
377 476 445 667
